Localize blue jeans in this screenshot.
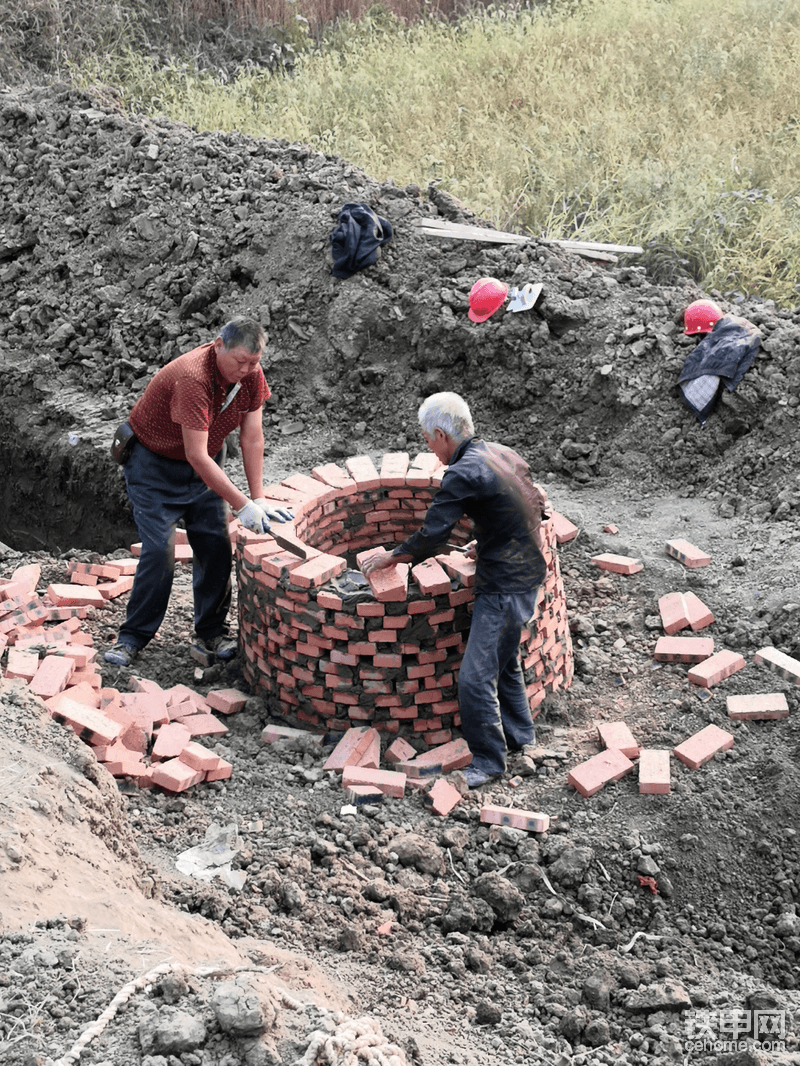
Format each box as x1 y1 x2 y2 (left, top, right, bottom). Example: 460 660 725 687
119 442 232 649
458 590 539 776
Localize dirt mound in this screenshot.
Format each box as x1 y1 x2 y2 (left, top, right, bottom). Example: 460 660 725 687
2 85 800 554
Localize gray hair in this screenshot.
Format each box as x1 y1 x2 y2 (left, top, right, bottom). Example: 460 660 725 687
218 316 266 353
418 392 475 442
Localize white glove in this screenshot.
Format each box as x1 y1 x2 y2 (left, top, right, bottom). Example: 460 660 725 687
236 499 271 534
254 498 294 523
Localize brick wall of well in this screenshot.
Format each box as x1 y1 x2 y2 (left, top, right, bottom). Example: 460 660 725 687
234 451 573 743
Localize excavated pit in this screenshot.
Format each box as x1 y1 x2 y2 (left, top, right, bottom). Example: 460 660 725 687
234 450 573 737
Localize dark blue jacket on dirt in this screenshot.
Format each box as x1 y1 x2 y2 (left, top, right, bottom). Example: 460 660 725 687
394 437 547 596
678 313 761 390
330 203 393 279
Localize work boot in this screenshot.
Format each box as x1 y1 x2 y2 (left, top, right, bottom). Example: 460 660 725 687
192 633 238 665
104 641 140 667
462 766 501 789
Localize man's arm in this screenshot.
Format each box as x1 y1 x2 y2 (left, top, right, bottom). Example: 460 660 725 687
238 408 266 500
182 425 250 511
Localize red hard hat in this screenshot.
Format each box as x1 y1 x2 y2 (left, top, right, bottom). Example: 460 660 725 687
684 299 723 335
468 277 508 323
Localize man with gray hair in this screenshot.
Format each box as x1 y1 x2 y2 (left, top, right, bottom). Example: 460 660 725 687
363 391 547 787
105 316 292 668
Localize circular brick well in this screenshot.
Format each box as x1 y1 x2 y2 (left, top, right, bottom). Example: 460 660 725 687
235 451 573 744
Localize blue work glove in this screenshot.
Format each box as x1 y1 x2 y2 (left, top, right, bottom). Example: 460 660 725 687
236 499 271 534
254 499 294 523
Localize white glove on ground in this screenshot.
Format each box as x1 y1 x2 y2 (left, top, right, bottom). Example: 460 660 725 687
253 498 294 523
236 499 271 534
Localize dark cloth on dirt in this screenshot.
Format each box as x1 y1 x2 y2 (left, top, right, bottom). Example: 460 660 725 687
677 313 760 423
129 342 269 461
394 437 547 595
330 202 393 279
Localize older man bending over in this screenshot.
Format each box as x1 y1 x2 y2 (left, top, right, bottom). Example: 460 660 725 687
362 392 547 788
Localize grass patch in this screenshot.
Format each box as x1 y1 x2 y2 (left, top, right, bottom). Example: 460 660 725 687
14 0 800 303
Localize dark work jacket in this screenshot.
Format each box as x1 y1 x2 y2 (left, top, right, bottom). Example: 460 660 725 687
330 203 393 279
677 314 761 390
395 437 547 595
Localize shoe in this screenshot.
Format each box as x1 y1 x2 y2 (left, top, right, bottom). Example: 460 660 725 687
463 766 501 789
193 633 238 663
104 641 140 667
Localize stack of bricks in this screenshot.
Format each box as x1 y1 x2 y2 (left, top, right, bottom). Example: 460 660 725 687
1 560 240 793
235 452 574 742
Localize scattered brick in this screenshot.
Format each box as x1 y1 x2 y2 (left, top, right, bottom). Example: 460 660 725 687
654 636 714 664
29 654 75 699
597 721 639 759
673 723 734 769
480 805 550 833
567 749 635 798
341 765 406 798
591 553 643 575
424 779 463 816
205 758 233 782
152 722 192 760
49 695 122 746
323 726 381 772
603 524 619 534
665 538 711 568
399 738 472 778
4 648 39 682
261 724 324 745
687 649 746 688
206 688 249 715
638 749 671 794
346 784 384 806
727 693 789 721
683 591 714 631
174 714 229 737
150 758 205 793
357 730 381 770
45 583 106 607
753 646 800 685
658 592 691 635
551 513 579 544
385 737 417 764
179 742 222 773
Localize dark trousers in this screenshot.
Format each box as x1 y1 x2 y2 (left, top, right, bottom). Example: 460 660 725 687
119 442 232 649
457 589 539 776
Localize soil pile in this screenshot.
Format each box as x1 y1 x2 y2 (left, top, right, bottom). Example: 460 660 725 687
2 83 800 1066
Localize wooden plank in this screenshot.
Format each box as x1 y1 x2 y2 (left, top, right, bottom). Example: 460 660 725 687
415 225 618 262
412 217 639 256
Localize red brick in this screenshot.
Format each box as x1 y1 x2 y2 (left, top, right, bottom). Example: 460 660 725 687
658 592 690 635
4 648 39 682
424 778 463 816
683 591 714 631
380 451 410 487
597 721 639 759
727 693 789 721
97 576 135 600
312 463 357 492
344 455 381 491
687 649 745 688
551 512 579 544
317 590 343 611
49 695 122 746
665 538 711 568
9 563 40 594
638 749 671 794
753 646 800 684
289 554 347 589
654 636 714 664
673 723 734 769
480 805 550 833
70 571 98 586
206 688 249 715
177 742 222 772
204 758 233 782
174 714 229 737
346 784 384 806
46 583 106 608
411 558 452 597
150 758 205 793
567 749 635 798
152 722 192 760
341 765 406 798
436 552 476 587
591 553 643 575
385 737 416 764
323 725 380 772
29 654 75 699
405 451 441 487
398 738 472 777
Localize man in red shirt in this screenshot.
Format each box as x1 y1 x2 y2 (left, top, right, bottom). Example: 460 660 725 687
105 316 291 667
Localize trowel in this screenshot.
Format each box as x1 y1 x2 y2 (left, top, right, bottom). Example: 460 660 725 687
507 282 543 313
